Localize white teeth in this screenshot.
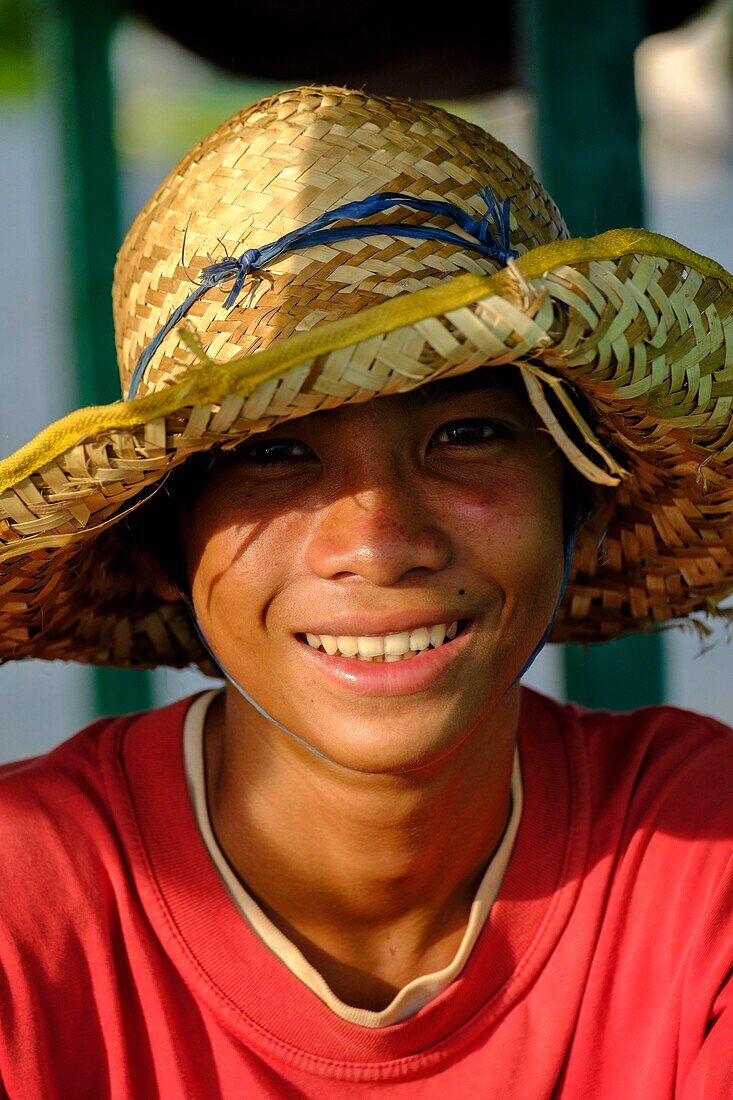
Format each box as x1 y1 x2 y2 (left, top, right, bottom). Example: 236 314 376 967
409 626 431 651
358 635 384 657
384 631 410 656
304 621 462 660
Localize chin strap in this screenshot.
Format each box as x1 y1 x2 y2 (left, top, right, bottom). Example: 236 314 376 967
182 517 579 770
514 526 576 683
183 596 362 772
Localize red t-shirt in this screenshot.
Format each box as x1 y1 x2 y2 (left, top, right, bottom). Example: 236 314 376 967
0 688 731 1099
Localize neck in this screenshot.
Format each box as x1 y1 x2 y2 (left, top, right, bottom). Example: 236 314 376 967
204 686 519 1010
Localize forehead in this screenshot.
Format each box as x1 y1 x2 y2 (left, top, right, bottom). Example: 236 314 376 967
279 367 532 435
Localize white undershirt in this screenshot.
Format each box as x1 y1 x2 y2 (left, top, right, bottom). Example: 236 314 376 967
183 689 523 1027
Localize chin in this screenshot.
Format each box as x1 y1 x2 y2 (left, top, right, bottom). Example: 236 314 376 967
300 711 488 776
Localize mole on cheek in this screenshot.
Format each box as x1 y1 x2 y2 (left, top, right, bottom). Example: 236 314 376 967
458 588 465 596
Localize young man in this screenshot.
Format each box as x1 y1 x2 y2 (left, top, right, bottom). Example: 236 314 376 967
0 85 731 1097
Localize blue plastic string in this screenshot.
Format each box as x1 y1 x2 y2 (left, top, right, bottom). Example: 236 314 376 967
126 185 517 399
515 526 576 682
187 606 365 774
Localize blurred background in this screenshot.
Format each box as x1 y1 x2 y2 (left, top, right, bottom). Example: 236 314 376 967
0 0 731 762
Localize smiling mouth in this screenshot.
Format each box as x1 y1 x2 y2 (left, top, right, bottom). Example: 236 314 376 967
297 620 470 662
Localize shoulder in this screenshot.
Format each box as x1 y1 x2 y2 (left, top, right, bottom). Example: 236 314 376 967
0 716 127 991
523 686 733 839
0 696 194 931
524 684 732 775
0 699 195 1070
0 716 121 855
0 715 129 928
575 698 732 812
524 690 733 990
0 692 197 811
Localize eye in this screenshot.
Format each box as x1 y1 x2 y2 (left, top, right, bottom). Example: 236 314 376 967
429 418 506 447
237 438 314 466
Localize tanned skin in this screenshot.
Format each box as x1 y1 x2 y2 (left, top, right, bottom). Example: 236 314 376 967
148 378 605 1010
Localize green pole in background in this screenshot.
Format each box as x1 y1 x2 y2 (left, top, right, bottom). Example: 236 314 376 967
49 0 154 717
521 0 664 710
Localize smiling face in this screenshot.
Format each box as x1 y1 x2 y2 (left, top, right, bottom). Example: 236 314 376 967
174 370 567 774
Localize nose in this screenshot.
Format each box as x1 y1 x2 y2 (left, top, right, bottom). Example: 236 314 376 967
305 478 452 587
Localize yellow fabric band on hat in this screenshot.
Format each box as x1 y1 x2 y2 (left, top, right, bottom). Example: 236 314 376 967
0 229 730 496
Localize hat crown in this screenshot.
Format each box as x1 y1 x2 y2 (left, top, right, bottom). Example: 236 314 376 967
113 85 568 398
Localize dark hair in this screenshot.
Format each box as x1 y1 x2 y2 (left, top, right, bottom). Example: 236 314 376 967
125 366 597 599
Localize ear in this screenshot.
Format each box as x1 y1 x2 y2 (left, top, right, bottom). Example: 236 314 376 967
129 543 182 603
570 484 617 573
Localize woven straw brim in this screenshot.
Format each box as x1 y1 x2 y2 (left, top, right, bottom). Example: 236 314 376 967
1 230 732 669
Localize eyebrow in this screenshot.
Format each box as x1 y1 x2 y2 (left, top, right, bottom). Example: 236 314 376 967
393 376 525 416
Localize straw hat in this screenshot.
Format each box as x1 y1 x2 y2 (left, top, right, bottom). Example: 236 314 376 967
1 84 732 670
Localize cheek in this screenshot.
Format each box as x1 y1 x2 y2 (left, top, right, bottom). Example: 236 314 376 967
185 502 305 628
440 470 566 633
439 472 563 565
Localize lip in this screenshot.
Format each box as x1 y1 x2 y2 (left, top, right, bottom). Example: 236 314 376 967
295 612 472 638
295 620 475 697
